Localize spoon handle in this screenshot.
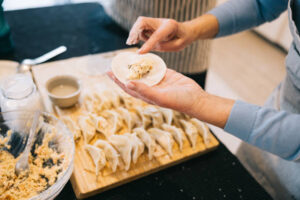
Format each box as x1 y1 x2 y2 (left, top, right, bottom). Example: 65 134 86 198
15 111 40 175
31 46 67 65
23 111 40 155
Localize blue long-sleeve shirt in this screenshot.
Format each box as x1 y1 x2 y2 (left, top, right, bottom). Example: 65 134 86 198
208 0 300 161
210 0 287 37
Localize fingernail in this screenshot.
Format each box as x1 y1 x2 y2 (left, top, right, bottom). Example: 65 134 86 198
126 82 135 89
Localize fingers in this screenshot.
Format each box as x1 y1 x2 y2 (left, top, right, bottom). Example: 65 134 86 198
126 21 142 45
139 20 177 54
126 81 162 104
106 72 139 97
106 71 121 85
153 38 185 52
140 30 153 41
106 71 157 104
127 17 179 54
126 28 141 45
107 71 128 93
126 16 152 45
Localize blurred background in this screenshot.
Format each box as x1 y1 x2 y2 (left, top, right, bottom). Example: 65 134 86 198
3 0 292 51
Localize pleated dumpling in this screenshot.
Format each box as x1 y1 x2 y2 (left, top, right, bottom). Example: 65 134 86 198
84 144 106 176
134 127 156 160
61 116 81 141
159 107 173 125
143 105 164 128
89 113 108 134
116 107 139 132
108 135 133 171
83 94 95 113
101 90 121 108
148 128 174 157
101 110 123 137
172 111 183 127
124 133 145 164
190 118 211 145
130 111 141 129
77 115 96 143
93 92 112 113
94 139 119 172
136 106 152 128
83 92 111 114
162 123 184 151
120 95 136 109
179 119 198 149
116 107 130 125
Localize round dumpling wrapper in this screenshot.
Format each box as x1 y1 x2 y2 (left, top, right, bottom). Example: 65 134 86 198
111 52 167 86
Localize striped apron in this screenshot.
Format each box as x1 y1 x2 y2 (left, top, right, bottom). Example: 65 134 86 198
102 0 216 74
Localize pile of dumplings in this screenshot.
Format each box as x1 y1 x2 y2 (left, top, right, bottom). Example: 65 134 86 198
61 90 211 175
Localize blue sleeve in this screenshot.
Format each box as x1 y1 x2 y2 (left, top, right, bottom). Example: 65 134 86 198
208 0 288 37
225 100 300 161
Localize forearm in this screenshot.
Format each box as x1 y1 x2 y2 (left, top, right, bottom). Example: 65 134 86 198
190 92 300 160
225 101 300 160
190 92 235 129
182 14 219 40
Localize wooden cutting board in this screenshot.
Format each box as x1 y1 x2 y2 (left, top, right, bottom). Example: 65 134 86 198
32 48 219 199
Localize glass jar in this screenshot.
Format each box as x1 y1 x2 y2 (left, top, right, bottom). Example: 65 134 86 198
0 74 43 112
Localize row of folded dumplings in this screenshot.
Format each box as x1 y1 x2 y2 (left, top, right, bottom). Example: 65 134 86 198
60 90 211 174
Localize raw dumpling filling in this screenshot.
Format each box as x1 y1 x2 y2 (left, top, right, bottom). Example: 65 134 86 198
111 52 167 86
127 59 153 80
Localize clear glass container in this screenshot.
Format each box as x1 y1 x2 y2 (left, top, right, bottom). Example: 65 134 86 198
0 74 43 112
0 110 75 200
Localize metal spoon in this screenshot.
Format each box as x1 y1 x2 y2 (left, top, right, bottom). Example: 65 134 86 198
15 111 40 176
17 46 67 73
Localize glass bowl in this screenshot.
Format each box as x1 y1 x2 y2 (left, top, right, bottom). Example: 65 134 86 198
0 110 75 200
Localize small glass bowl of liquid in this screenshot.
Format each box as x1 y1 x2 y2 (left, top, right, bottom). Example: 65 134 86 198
46 75 81 108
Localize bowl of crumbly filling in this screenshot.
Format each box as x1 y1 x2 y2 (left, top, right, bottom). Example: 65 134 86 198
0 110 75 200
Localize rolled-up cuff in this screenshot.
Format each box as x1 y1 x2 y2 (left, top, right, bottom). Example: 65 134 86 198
224 100 260 142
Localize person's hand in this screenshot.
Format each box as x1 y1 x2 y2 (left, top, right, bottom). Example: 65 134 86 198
107 69 206 116
107 69 235 128
126 17 197 54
